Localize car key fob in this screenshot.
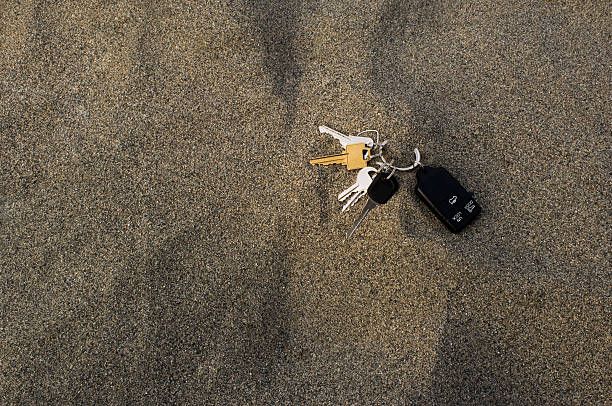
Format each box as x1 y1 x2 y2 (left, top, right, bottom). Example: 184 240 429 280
415 166 481 233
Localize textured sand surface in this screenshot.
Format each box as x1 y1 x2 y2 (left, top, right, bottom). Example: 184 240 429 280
1 1 610 404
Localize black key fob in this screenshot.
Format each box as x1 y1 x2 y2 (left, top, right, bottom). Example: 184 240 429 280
415 166 481 233
368 172 399 204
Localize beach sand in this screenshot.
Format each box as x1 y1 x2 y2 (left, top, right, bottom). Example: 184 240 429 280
1 1 610 404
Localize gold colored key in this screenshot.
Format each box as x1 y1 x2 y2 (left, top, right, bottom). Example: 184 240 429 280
310 143 371 170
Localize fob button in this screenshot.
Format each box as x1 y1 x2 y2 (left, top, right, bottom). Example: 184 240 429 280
451 211 464 223
436 186 469 218
464 199 477 214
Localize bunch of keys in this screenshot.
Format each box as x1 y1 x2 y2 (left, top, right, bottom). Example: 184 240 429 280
310 125 481 239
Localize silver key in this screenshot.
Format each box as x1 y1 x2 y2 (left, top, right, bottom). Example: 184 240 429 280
338 167 376 212
347 199 379 239
338 166 376 200
319 125 374 149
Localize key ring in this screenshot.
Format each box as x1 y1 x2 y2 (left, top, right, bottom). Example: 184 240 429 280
378 148 421 172
375 160 397 179
375 148 421 175
357 129 421 173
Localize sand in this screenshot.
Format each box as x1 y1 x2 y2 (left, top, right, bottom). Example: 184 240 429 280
0 0 610 404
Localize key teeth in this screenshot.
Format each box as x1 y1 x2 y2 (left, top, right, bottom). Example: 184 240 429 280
338 194 350 202
342 191 365 212
342 202 353 212
319 125 332 134
338 183 358 201
341 194 355 212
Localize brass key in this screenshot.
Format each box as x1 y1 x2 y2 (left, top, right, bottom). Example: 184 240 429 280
310 143 371 170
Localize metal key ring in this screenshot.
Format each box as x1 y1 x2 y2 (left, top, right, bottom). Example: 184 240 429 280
357 128 421 173
376 148 421 173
